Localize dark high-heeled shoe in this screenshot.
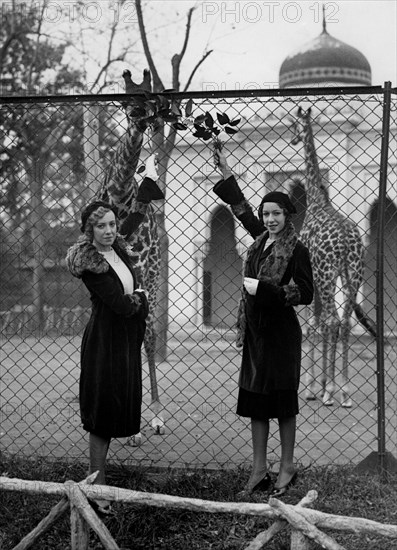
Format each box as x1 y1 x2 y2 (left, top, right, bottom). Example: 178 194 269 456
251 472 272 493
270 472 297 498
236 472 273 500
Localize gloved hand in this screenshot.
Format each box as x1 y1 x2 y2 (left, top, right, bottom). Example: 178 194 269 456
244 277 259 296
143 153 159 181
136 177 164 203
135 287 148 297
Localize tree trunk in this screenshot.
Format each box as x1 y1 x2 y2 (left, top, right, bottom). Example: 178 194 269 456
151 122 169 361
154 206 169 361
29 158 46 333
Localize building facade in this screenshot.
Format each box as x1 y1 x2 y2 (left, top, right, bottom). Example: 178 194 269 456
164 20 397 335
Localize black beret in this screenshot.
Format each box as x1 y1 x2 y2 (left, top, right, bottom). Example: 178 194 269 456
258 191 297 217
80 200 118 233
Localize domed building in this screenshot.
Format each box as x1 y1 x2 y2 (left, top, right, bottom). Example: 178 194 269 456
279 19 372 88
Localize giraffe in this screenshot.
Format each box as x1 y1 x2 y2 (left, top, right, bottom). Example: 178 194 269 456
291 106 376 408
97 69 164 442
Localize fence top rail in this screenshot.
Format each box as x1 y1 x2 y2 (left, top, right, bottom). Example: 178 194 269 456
0 84 393 106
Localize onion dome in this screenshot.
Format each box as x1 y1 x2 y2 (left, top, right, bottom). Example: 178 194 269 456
279 16 371 88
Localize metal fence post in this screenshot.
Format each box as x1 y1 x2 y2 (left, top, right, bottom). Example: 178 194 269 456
375 82 396 478
354 81 397 478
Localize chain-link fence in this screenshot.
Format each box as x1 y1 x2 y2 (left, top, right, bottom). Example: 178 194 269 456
1 86 396 470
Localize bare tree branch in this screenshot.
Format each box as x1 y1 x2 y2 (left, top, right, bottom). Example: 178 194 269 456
179 8 195 63
0 35 18 72
135 0 164 91
27 0 48 90
183 49 213 92
170 7 195 91
89 59 121 92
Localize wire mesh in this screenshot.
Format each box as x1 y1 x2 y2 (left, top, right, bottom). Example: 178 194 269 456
1 88 396 470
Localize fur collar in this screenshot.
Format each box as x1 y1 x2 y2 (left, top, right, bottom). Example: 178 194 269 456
245 219 298 284
66 234 133 278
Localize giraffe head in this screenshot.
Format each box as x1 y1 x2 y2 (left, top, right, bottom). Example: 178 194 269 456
122 69 152 124
291 106 311 146
291 106 329 204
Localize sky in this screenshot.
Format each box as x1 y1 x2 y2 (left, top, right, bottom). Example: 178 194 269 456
38 0 397 92
136 0 397 91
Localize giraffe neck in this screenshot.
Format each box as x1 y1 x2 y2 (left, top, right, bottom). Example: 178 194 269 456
302 119 329 211
100 120 143 214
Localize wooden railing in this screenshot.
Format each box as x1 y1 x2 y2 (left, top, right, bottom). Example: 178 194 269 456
1 473 397 550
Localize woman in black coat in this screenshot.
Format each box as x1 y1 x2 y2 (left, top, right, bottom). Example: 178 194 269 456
66 159 162 514
213 150 314 498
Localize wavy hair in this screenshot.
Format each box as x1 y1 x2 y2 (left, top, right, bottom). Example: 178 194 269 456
84 206 120 241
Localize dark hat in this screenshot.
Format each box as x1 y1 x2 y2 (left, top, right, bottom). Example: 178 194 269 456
80 200 118 233
259 191 297 217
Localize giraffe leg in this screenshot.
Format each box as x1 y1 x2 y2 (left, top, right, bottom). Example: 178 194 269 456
305 314 318 401
125 290 165 444
322 320 339 407
320 334 329 401
145 319 165 435
340 314 353 408
127 433 142 447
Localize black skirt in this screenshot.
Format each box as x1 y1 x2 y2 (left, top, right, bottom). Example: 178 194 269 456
237 388 299 420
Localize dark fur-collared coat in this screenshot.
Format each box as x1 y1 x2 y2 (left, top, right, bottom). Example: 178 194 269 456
214 176 314 397
66 235 148 438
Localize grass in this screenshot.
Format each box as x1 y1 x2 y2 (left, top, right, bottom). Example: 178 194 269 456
1 453 397 549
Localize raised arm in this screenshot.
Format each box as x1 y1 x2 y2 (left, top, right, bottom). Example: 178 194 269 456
213 149 264 239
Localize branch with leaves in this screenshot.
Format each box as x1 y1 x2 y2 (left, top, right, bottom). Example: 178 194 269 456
176 100 241 151
131 93 241 153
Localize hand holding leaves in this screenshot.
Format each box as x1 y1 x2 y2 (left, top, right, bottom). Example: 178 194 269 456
174 100 240 144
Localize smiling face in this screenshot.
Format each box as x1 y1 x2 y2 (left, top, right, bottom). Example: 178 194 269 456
92 210 117 251
261 202 287 238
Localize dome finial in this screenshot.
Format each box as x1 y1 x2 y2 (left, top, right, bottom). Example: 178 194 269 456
322 4 327 34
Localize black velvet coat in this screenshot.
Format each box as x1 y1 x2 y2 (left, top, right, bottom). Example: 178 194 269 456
66 235 148 438
214 177 314 395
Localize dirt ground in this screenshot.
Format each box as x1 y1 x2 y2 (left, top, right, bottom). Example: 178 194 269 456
1 325 396 471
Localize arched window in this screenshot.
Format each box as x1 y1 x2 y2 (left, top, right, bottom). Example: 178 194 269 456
203 206 243 328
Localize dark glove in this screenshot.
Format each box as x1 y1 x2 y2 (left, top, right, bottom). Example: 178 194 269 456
136 177 164 203
119 179 164 239
135 289 149 319
213 175 245 205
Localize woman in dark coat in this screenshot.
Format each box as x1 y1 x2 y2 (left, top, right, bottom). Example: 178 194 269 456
66 161 162 513
213 150 314 498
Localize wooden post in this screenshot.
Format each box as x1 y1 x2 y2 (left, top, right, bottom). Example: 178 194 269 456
269 497 346 550
290 491 318 550
66 481 120 550
65 480 90 550
245 490 318 550
11 497 69 550
70 503 89 550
